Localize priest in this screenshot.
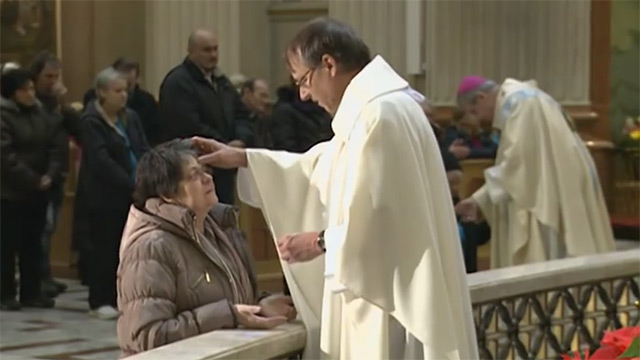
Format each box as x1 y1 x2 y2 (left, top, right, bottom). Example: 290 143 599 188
455 76 615 268
195 18 477 360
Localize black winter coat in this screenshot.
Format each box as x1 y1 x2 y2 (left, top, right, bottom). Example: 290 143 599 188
158 58 254 146
0 97 63 201
270 86 333 153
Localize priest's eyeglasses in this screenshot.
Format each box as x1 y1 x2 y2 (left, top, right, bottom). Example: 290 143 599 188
295 67 315 88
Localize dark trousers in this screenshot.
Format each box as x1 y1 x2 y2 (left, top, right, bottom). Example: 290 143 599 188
41 183 65 280
1 197 48 302
87 208 128 310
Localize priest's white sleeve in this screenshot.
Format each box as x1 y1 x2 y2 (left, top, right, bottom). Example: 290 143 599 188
483 164 510 203
237 149 306 208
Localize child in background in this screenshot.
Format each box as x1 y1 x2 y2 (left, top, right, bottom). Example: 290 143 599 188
445 108 498 160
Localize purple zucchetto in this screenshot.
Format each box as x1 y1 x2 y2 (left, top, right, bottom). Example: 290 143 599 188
456 76 488 97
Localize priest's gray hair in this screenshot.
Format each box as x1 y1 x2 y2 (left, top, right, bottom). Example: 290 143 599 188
456 80 498 107
286 17 371 72
94 67 125 103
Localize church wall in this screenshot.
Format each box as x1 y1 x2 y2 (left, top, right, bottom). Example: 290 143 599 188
50 0 617 279
610 0 640 143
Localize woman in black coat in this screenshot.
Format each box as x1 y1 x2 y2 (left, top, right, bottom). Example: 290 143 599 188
0 69 62 310
73 67 149 320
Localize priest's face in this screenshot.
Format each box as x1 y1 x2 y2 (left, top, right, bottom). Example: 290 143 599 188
288 52 341 115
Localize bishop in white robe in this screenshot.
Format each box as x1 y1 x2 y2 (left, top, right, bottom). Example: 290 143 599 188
455 76 616 268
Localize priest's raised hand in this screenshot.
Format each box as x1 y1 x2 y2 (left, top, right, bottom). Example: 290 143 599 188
192 136 248 168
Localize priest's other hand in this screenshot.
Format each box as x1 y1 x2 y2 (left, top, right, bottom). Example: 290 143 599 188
278 231 323 263
259 294 297 321
233 304 287 329
455 198 483 223
193 136 248 168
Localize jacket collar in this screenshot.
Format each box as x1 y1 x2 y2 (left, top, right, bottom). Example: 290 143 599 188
332 55 409 140
182 58 225 83
0 96 42 113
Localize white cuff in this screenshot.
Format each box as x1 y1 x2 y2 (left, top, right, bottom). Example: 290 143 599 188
484 165 509 203
323 225 348 294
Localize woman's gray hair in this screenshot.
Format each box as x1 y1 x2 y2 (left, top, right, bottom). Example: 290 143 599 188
94 67 124 102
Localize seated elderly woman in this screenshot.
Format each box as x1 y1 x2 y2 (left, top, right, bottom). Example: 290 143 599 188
117 140 295 357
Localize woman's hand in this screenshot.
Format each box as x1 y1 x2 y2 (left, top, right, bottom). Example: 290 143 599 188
259 294 297 321
233 304 287 329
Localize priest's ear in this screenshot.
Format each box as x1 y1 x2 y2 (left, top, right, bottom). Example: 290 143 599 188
320 54 338 77
473 92 486 104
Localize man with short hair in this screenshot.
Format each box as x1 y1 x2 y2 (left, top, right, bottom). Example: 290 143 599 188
454 76 615 268
159 29 254 204
195 18 477 360
241 78 272 148
30 52 83 297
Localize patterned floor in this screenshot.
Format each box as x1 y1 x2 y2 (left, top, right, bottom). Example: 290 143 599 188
0 281 119 360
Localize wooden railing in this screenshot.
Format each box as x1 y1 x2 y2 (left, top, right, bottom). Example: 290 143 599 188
126 250 639 360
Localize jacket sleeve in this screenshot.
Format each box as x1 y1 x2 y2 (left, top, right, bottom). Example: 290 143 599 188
0 118 41 191
232 91 255 147
118 239 237 353
160 77 226 142
60 105 83 145
468 146 497 159
127 110 150 154
442 127 459 148
270 105 298 152
81 118 133 193
46 114 67 184
138 91 161 146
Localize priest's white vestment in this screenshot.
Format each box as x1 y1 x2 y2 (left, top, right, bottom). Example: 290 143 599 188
237 56 478 359
472 79 615 269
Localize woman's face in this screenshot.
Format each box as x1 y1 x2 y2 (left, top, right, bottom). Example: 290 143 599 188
98 77 128 111
13 80 36 107
173 156 218 215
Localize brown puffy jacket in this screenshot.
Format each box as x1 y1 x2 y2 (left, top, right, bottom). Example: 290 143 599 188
117 199 262 357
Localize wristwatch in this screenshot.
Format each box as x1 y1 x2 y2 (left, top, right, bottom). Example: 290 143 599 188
317 230 326 253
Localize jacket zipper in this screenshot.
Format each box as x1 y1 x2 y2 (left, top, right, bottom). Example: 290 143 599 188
191 216 240 304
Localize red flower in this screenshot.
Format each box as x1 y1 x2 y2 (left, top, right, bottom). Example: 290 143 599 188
563 327 640 360
590 344 622 360
601 327 640 353
562 348 590 360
